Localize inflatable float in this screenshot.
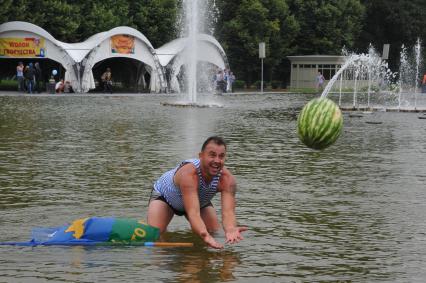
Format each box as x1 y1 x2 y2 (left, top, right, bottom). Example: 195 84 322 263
0 217 192 247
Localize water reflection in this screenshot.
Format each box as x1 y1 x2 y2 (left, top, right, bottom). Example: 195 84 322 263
168 249 241 283
155 231 241 282
176 251 240 283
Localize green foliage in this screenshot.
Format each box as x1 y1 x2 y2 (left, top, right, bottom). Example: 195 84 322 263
270 80 282 89
0 0 178 44
359 85 380 93
287 0 365 54
288 87 317 94
129 0 179 47
252 80 262 89
216 0 299 85
233 80 246 89
0 79 18 91
1 0 424 84
30 0 81 42
356 0 426 71
74 0 131 41
0 0 13 24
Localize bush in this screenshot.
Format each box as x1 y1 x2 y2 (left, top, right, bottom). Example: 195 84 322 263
271 80 282 89
0 79 18 91
287 87 317 94
233 80 246 89
359 85 380 93
253 80 262 89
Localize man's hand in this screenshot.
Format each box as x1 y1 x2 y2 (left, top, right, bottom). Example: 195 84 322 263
202 233 224 249
225 227 247 244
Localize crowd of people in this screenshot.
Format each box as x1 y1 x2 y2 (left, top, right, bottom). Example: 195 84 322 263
14 64 115 94
15 63 238 95
16 61 43 94
16 62 73 94
213 68 235 94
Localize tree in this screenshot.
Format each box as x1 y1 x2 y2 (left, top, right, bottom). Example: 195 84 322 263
128 0 179 47
287 0 365 55
25 0 81 42
0 0 13 24
356 0 426 71
74 0 131 41
0 0 31 23
216 0 298 85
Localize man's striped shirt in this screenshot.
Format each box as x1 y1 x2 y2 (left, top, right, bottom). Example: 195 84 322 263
153 159 221 212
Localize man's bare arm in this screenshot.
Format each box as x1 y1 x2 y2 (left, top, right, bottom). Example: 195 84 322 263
176 164 223 249
220 169 247 244
221 177 238 232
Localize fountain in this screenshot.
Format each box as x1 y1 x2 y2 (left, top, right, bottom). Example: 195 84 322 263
322 39 425 112
414 38 422 108
184 0 199 103
162 0 222 108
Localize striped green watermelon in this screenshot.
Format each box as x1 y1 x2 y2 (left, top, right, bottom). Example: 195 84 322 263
297 97 343 150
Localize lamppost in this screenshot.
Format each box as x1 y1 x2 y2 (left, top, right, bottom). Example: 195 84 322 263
259 42 265 94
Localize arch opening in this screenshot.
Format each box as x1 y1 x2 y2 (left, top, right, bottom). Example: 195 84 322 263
91 57 152 93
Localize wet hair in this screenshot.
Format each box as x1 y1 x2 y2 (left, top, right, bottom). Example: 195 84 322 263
201 136 227 151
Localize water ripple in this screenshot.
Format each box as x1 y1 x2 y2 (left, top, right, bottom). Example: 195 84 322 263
1 94 426 281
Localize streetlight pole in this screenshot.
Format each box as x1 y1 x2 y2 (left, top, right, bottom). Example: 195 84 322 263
259 42 265 94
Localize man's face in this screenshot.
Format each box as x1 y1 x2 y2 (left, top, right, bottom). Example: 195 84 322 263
199 142 226 177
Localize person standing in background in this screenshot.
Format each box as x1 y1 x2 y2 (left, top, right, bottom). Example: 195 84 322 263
316 71 325 93
101 68 113 93
34 62 43 93
25 63 36 94
16 62 24 92
227 72 236 93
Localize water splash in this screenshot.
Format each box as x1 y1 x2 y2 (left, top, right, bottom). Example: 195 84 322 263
414 38 422 108
399 45 410 109
320 42 424 110
180 0 217 101
179 0 219 103
184 0 199 103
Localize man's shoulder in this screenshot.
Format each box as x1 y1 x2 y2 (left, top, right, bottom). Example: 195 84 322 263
174 162 198 188
219 167 236 185
221 167 234 176
175 162 197 178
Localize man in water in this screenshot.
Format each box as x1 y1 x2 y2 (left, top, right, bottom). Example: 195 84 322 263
147 136 246 249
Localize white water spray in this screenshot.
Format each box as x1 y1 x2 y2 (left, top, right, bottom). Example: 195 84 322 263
321 42 424 111
183 0 199 103
414 38 422 109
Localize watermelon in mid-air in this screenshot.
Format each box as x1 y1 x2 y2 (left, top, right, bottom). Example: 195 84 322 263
297 97 343 150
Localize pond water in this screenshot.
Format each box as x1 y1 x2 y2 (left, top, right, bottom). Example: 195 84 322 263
0 92 425 282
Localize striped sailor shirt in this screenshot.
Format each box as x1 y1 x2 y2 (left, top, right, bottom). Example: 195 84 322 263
153 159 221 213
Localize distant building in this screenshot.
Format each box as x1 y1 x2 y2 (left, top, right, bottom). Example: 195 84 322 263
288 55 345 89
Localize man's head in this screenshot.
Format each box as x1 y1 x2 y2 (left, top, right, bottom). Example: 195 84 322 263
201 136 227 151
199 136 227 177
